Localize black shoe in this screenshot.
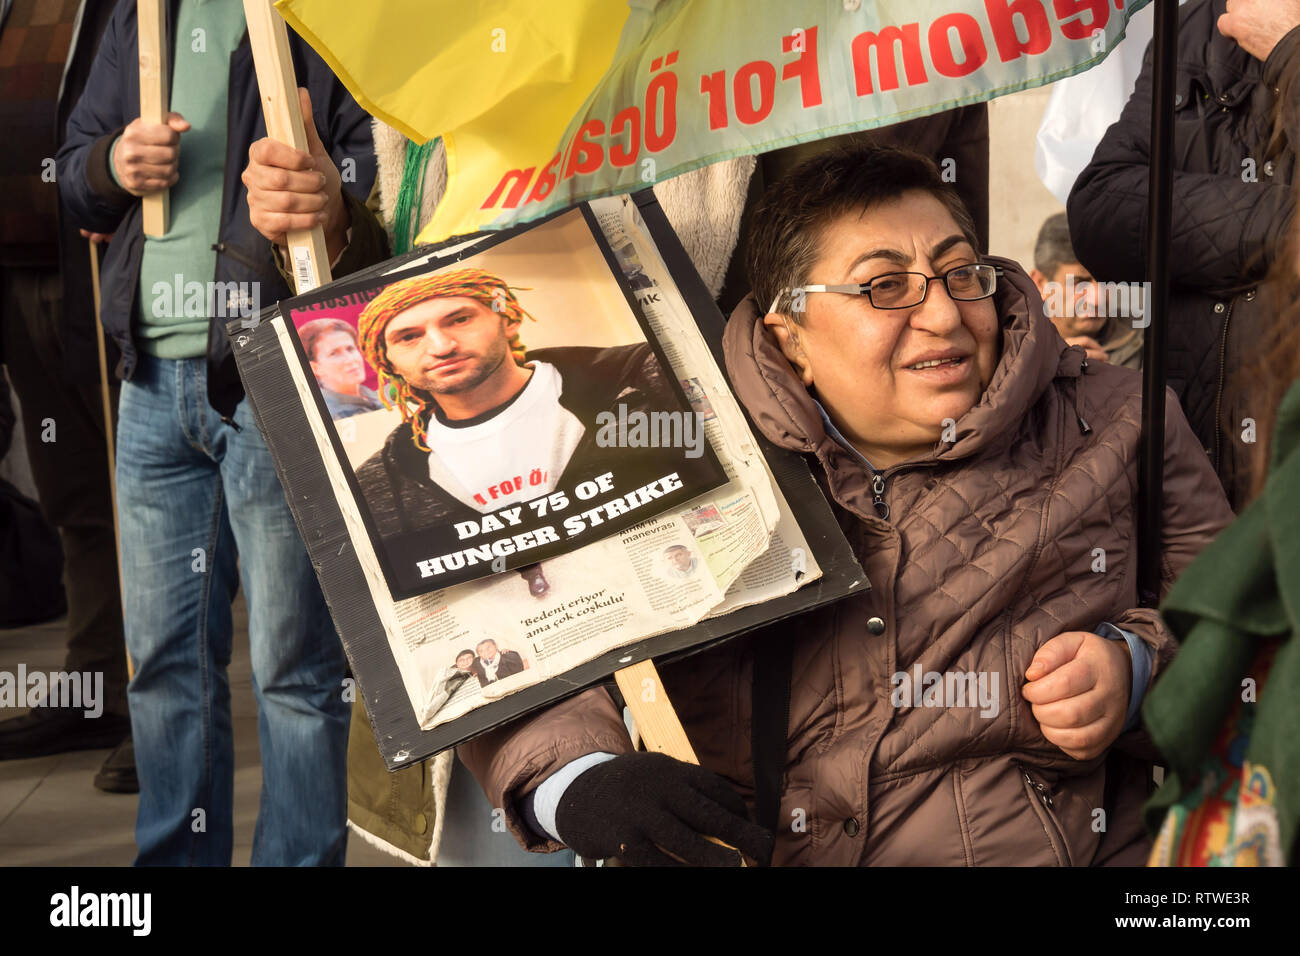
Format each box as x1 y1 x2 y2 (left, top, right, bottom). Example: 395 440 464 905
0 707 131 760
93 735 138 794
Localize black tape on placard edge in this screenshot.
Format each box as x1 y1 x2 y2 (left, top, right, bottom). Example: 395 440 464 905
226 194 867 769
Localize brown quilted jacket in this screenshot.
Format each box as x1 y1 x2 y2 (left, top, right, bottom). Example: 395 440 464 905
459 258 1234 866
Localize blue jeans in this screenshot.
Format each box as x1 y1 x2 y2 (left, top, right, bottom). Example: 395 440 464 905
118 355 350 865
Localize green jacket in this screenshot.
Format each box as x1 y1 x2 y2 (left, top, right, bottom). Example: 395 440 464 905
347 694 446 862
1144 379 1300 865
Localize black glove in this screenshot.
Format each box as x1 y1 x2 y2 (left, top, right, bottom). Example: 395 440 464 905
554 751 774 866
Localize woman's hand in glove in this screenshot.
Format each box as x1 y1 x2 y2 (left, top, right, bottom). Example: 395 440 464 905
554 752 774 866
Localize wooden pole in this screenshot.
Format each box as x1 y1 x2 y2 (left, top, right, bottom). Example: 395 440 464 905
242 0 331 293
137 0 169 238
89 240 131 681
614 659 701 761
615 658 745 863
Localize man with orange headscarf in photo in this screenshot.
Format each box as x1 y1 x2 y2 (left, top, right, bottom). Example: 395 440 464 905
354 267 678 598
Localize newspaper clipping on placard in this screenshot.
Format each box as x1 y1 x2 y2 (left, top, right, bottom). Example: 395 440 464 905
273 202 821 734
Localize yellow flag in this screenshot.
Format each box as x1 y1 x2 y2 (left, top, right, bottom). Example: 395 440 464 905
275 0 628 238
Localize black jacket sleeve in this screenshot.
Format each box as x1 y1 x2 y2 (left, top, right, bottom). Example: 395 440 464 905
55 5 136 235
1067 27 1296 290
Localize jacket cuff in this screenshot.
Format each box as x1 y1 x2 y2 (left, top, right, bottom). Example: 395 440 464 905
1095 623 1154 732
500 733 634 853
331 188 391 278
527 751 618 842
1263 23 1300 90
86 126 134 204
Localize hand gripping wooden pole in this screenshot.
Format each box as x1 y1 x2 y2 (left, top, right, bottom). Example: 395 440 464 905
615 659 747 864
137 0 169 237
242 0 331 294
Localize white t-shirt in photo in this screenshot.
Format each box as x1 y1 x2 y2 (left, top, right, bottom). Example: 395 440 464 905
424 361 585 513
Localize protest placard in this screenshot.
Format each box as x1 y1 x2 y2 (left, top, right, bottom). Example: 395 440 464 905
228 192 865 765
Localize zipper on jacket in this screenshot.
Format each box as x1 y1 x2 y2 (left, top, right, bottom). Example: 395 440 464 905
1018 765 1072 866
1023 771 1054 809
211 241 264 273
870 472 890 520
202 51 240 410
861 458 942 524
1072 358 1092 435
1212 296 1236 471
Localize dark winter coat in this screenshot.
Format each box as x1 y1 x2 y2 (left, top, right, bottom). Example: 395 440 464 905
55 0 385 416
1069 0 1299 508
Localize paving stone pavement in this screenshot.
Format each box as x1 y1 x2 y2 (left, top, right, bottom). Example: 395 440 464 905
0 595 398 866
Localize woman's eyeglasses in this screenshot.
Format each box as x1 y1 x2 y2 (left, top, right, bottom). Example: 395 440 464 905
767 263 1002 315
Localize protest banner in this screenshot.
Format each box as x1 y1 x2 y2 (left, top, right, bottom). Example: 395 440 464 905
274 0 1150 241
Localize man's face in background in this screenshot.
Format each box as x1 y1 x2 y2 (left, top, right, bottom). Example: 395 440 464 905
668 547 693 571
1037 262 1104 339
383 296 516 396
477 640 498 662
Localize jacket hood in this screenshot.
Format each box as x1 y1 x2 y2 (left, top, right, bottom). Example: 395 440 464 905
722 256 1083 472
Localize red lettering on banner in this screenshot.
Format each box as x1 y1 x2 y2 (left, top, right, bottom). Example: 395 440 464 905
1053 0 1110 40
481 167 535 210
700 70 728 129
645 52 678 151
525 152 560 204
734 59 776 124
563 119 605 179
851 24 928 95
929 13 988 77
783 26 823 108
985 0 1052 62
609 106 640 167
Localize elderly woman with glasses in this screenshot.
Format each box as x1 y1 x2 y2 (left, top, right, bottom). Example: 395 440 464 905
458 145 1235 867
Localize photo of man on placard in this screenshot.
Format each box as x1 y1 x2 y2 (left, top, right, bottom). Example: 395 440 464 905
350 265 710 590
284 207 728 599
474 639 527 685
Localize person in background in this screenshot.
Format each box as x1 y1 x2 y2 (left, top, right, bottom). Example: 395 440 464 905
56 0 385 865
298 318 382 419
1029 213 1142 369
0 0 133 791
1069 0 1300 509
1143 28 1300 868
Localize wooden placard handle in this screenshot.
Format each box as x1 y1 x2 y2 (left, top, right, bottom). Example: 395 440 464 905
615 659 747 864
137 0 168 237
242 0 331 294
